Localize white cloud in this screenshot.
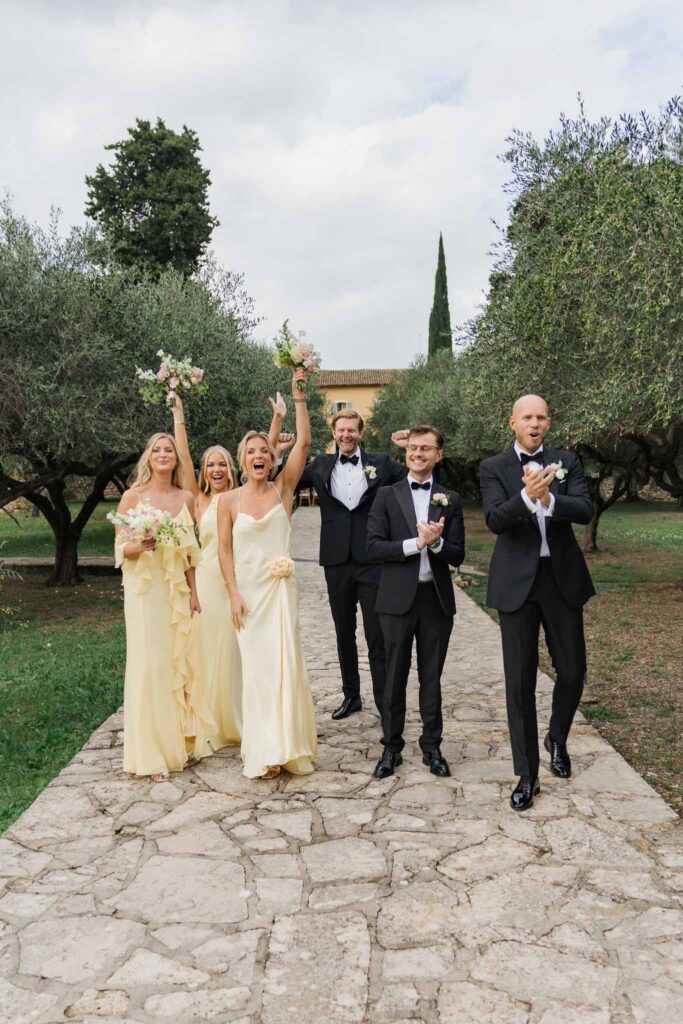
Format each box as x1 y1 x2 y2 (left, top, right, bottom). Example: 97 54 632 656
2 0 682 367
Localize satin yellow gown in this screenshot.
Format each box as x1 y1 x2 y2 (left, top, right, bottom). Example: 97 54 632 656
196 494 242 749
115 504 214 776
233 490 317 778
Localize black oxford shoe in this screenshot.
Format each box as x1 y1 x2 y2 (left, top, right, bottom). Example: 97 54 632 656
544 732 572 778
331 697 362 720
510 776 540 811
422 748 451 777
372 750 403 779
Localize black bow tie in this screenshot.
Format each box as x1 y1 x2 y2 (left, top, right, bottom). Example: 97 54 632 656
411 481 431 491
519 450 544 466
340 454 359 466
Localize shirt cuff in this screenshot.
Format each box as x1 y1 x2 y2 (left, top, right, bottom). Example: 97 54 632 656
403 538 421 557
429 537 444 553
543 493 555 517
520 487 537 514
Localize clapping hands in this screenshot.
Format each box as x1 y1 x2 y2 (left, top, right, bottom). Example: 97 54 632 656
416 517 445 550
523 464 557 507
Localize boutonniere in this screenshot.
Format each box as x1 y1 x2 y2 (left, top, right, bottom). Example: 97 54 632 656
364 465 377 480
552 461 567 481
430 492 450 508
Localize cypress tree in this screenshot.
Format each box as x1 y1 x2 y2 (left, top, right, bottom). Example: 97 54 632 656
428 233 452 357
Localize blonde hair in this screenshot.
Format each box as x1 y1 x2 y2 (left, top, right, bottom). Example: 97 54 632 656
129 433 183 489
236 431 277 483
331 408 365 433
198 445 238 494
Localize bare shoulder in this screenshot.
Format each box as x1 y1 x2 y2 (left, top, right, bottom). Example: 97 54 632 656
117 487 139 512
218 489 239 514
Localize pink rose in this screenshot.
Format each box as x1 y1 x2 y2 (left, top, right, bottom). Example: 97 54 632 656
169 376 179 389
167 390 177 404
182 379 192 389
157 363 169 381
190 375 198 386
192 367 204 382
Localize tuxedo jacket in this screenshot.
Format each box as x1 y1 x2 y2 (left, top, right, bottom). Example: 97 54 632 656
366 478 465 616
479 446 595 613
299 449 407 566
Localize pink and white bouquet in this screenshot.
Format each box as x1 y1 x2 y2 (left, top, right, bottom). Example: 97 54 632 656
272 321 320 391
136 350 208 407
107 503 188 547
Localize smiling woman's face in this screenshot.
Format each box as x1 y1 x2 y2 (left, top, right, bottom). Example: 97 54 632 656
244 436 274 481
149 437 177 473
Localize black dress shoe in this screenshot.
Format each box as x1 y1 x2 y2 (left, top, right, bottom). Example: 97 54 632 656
331 697 362 720
372 750 403 779
510 776 540 811
544 732 572 778
422 748 451 777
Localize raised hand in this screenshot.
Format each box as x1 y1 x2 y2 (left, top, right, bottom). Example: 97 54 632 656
292 367 307 395
391 429 409 449
276 432 295 458
416 517 445 550
269 391 287 418
171 393 185 418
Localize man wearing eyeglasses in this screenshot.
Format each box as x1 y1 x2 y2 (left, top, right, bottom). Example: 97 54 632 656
366 425 465 779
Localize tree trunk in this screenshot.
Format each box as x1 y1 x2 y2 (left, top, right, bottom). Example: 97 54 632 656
48 530 83 586
582 472 629 553
582 509 600 553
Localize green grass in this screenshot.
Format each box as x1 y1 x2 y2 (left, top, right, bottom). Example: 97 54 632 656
0 500 118 559
0 577 124 832
582 704 625 723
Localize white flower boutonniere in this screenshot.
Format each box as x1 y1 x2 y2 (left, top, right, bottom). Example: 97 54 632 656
364 465 377 480
553 461 567 481
430 492 450 508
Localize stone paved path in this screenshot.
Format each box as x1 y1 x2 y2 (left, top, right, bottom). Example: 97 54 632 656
1 508 681 1024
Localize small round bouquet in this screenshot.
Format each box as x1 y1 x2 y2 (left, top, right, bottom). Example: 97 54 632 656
136 350 209 407
272 321 320 391
107 503 188 548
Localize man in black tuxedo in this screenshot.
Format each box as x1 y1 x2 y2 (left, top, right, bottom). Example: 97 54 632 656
366 426 465 779
479 395 595 811
298 409 407 719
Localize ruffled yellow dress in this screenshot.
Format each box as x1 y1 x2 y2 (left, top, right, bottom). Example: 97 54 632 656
196 494 242 749
115 504 215 777
232 489 317 778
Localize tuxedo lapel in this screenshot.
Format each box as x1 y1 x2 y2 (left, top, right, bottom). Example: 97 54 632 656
356 449 378 507
395 478 417 534
321 453 336 495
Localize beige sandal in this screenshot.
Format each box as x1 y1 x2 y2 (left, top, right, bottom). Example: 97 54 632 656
261 766 281 780
152 772 170 783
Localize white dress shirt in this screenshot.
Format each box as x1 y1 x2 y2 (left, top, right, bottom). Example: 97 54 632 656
515 442 555 557
330 447 368 510
402 475 444 581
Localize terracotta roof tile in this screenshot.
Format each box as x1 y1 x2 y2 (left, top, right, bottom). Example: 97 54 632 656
317 369 402 386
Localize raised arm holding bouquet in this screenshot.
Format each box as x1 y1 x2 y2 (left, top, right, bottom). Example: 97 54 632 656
217 369 317 780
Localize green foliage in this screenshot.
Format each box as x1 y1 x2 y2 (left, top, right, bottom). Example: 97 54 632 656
428 233 452 357
85 118 218 276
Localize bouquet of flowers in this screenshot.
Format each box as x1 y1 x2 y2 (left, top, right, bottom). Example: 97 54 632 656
272 321 320 391
107 504 188 547
136 350 208 407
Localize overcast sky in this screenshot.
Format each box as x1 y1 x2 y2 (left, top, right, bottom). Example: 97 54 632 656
3 1 682 368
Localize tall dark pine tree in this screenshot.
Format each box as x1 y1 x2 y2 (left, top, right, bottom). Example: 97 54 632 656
85 118 218 277
428 233 452 357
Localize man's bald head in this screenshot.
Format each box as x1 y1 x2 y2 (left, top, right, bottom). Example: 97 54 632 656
509 395 551 453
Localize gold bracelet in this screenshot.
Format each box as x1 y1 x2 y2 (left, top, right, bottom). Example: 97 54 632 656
174 418 185 425
293 397 307 403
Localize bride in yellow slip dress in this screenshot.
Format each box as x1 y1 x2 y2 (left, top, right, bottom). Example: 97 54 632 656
114 432 214 780
171 394 289 751
217 369 317 779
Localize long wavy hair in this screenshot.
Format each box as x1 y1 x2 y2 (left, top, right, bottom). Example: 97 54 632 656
129 433 183 489
197 445 238 494
236 431 277 484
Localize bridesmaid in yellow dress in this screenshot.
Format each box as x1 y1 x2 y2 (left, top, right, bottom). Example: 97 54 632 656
171 395 289 751
114 432 214 781
217 369 317 779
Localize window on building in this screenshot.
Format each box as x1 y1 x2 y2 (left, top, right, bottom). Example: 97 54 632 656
334 401 353 412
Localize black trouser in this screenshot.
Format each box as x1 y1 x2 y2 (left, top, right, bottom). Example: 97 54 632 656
499 559 587 777
379 582 453 753
324 559 386 713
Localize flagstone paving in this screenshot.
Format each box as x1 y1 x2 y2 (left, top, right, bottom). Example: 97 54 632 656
0 507 680 1024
